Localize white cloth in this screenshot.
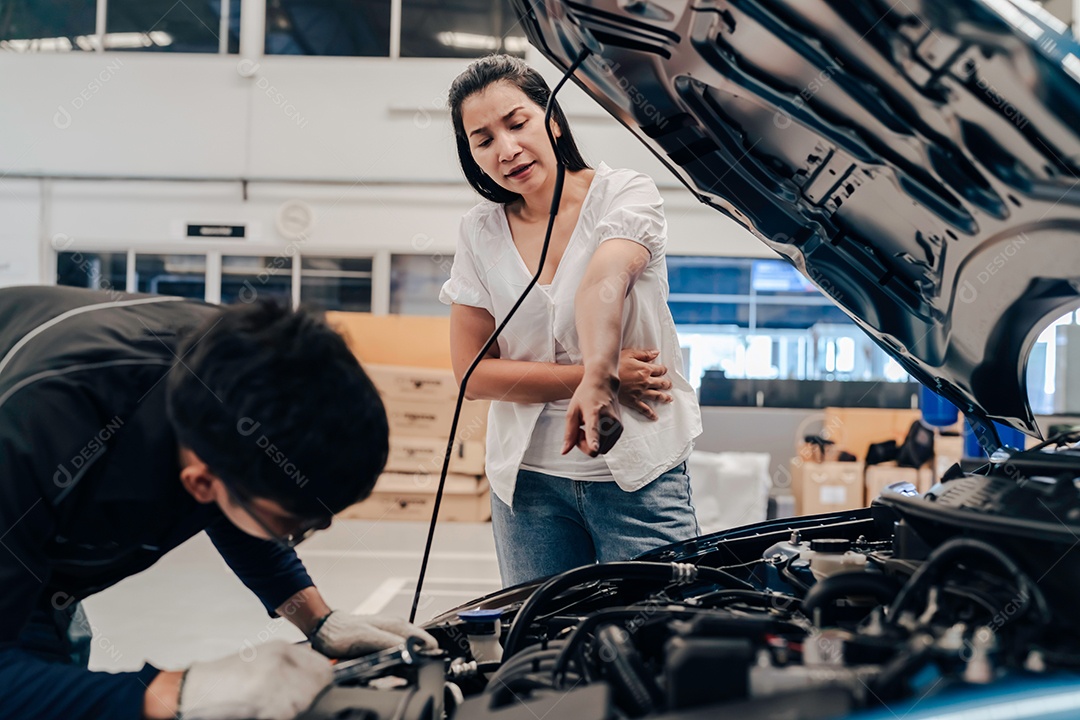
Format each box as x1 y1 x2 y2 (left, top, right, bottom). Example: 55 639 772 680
440 163 702 506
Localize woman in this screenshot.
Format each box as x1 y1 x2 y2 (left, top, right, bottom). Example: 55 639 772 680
440 55 702 587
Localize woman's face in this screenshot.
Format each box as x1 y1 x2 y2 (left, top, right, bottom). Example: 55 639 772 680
460 80 561 199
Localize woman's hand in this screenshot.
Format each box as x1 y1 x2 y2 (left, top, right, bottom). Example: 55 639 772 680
618 349 673 421
562 372 624 457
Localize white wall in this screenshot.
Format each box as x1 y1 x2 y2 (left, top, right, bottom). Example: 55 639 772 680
0 48 771 288
0 180 42 284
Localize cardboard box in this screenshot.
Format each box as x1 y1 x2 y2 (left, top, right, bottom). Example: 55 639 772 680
327 312 453 369
339 473 490 522
789 459 803 514
374 472 484 494
365 364 461 404
792 460 865 515
865 463 934 502
822 408 921 460
934 433 964 481
386 436 486 476
385 397 489 439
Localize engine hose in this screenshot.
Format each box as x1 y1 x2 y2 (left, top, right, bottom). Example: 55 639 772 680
802 572 902 627
503 562 752 658
595 624 662 717
551 608 689 687
778 555 812 596
695 589 802 613
550 605 806 686
887 537 1050 627
487 648 563 687
871 636 936 699
486 641 567 684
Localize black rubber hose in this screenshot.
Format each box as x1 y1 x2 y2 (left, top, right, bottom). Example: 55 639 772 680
552 608 681 686
502 562 753 659
594 624 662 717
778 555 812 596
487 648 563 687
871 637 936 699
886 537 1050 626
695 589 803 613
802 572 902 627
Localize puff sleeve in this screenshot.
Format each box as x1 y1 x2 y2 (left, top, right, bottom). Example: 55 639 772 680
439 214 494 314
594 172 667 260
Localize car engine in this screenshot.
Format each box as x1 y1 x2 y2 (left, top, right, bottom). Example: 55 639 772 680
299 438 1080 719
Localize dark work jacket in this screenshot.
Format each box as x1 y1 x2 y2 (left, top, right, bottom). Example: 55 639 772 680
0 286 314 720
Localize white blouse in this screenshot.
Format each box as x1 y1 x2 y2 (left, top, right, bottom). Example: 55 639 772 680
439 162 702 506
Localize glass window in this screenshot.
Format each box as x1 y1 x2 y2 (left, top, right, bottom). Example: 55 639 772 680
135 254 207 299
105 0 228 52
57 251 127 292
390 254 451 316
666 256 752 296
751 259 817 295
266 0 390 56
0 0 97 52
221 255 293 305
401 0 526 58
668 255 910 392
669 300 748 327
226 0 241 53
754 302 850 329
300 256 372 312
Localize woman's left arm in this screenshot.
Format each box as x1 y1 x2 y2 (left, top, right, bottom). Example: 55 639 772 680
562 238 652 457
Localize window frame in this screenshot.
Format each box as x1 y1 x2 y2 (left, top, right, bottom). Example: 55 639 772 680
51 242 379 311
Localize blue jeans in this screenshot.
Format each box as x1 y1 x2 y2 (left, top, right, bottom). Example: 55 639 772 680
490 462 700 587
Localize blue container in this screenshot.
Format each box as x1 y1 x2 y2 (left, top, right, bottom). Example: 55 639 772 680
963 420 1027 457
919 386 959 427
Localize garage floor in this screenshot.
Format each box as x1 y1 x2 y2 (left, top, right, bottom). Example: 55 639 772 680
82 520 500 672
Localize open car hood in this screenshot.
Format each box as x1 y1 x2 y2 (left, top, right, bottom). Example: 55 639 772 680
513 0 1080 438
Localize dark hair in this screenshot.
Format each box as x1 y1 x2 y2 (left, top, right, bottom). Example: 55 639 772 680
166 300 388 519
448 54 589 204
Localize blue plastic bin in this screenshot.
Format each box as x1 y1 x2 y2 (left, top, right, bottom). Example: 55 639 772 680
963 420 1027 457
919 386 959 427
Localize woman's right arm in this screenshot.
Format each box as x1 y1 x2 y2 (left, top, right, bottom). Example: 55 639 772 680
449 304 673 408
450 303 584 403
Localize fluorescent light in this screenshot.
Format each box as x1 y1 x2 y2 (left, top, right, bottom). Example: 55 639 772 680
436 31 529 53
437 31 498 50
0 36 74 52
504 36 529 53
102 32 174 49
0 31 174 52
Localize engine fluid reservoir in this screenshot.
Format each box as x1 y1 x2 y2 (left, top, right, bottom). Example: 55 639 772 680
809 550 868 580
457 609 503 662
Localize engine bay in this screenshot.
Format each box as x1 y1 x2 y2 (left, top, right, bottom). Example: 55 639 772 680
299 438 1080 719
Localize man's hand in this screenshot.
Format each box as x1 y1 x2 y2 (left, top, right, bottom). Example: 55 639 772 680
310 611 439 659
562 372 624 457
173 640 332 720
617 349 672 421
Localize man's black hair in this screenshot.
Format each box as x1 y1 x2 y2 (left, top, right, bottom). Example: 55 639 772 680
448 54 590 204
166 300 387 519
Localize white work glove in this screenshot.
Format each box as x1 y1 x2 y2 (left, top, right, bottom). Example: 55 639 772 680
310 610 439 659
179 640 332 720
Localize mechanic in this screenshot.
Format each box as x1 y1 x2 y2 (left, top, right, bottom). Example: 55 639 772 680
0 286 436 720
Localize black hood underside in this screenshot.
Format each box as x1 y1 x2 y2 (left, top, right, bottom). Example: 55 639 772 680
514 0 1080 437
